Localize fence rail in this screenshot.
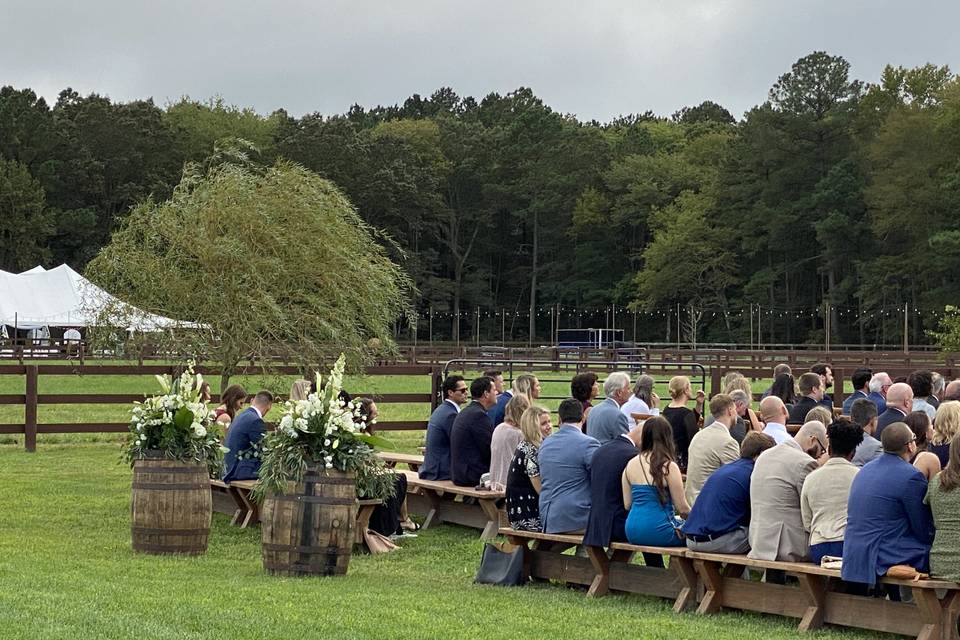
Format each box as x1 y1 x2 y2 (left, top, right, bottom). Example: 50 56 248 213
0 363 441 452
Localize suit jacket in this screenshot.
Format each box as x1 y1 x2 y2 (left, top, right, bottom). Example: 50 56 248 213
842 390 868 416
583 435 638 547
748 441 818 561
852 433 883 467
585 397 631 443
842 454 934 586
867 391 887 415
538 425 600 534
420 401 459 480
875 407 908 439
787 396 819 424
450 401 494 487
684 422 740 506
222 407 265 482
488 390 512 428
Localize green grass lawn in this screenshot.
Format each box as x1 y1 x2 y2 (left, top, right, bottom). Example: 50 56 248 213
0 444 890 640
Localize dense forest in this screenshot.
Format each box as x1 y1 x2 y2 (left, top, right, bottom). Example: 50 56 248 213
2 52 959 346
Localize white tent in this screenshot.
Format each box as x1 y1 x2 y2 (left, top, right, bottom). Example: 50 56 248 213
0 264 187 331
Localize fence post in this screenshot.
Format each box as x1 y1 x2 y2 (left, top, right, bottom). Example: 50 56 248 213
710 367 722 397
25 364 38 452
430 366 441 412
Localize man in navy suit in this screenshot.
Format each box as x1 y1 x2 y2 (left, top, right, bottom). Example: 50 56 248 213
585 372 632 443
222 390 273 482
875 382 914 439
811 363 835 410
485 369 511 426
419 375 467 481
841 368 872 415
787 373 823 424
450 376 498 487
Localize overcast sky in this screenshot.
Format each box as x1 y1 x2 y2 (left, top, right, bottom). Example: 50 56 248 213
2 0 958 122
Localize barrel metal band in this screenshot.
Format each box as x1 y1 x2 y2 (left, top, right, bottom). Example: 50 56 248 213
270 495 356 505
132 527 209 536
302 474 354 485
132 482 207 490
264 561 344 572
134 545 204 553
134 467 206 474
263 543 346 554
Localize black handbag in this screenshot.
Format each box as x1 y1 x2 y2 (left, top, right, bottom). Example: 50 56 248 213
474 542 526 586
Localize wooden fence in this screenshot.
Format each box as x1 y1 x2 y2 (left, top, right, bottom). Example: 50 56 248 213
0 363 440 452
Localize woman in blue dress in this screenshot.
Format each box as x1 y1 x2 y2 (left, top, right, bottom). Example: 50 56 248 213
622 416 692 547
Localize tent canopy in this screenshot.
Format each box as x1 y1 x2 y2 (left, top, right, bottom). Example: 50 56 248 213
0 264 187 331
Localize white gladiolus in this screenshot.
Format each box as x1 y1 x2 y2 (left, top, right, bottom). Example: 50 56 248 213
280 415 294 431
192 424 206 437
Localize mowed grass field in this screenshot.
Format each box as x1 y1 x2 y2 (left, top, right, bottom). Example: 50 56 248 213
0 443 893 640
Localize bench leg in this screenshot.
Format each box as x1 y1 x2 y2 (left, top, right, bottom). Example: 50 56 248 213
225 487 248 526
421 490 442 529
913 588 957 640
586 546 611 597
797 573 826 632
237 490 258 528
355 505 376 545
672 556 699 613
478 499 502 542
695 560 725 615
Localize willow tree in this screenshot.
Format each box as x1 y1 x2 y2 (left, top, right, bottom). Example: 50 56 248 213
85 153 413 387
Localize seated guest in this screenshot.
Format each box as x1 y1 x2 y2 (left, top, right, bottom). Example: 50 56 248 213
450 376 498 487
505 406 552 531
851 398 882 467
538 399 600 534
805 405 834 429
288 379 311 402
622 416 691 547
924 437 960 582
511 373 542 401
909 371 937 421
419 375 467 481
719 377 763 442
759 396 792 445
214 383 247 429
683 432 776 553
770 372 798 410
684 394 741 506
868 372 892 414
662 376 705 472
931 401 960 468
947 380 960 401
222 390 274 482
485 369 509 426
811 363 835 409
842 368 873 415
876 382 914 439
800 418 863 563
356 399 417 535
621 374 660 427
905 411 942 481
571 371 600 423
748 420 826 562
842 423 935 589
489 394 531 490
761 363 792 399
585 372 632 443
788 373 824 424
930 372 945 409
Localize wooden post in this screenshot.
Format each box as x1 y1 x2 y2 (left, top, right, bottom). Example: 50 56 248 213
430 366 441 412
25 364 38 452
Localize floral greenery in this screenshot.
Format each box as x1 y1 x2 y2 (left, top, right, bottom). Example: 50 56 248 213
253 354 396 502
125 363 226 474
931 305 960 353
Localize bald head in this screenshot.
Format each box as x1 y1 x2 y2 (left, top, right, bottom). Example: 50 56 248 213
881 422 916 459
795 420 827 460
760 396 787 422
886 382 914 413
945 379 960 402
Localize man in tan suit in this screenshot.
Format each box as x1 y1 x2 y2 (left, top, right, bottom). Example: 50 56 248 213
685 394 741 506
748 420 827 565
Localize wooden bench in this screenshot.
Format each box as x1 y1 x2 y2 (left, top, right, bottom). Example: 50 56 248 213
402 470 505 541
210 479 382 548
377 451 425 472
499 528 697 612
685 550 960 640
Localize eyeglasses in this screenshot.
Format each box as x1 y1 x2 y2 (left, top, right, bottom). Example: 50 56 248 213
814 437 827 456
455 387 468 393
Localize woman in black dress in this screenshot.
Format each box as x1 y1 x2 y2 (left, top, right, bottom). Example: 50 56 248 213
506 406 552 531
660 376 704 473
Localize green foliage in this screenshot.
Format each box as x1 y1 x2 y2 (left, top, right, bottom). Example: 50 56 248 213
931 306 960 353
84 155 413 385
0 156 53 270
165 96 281 162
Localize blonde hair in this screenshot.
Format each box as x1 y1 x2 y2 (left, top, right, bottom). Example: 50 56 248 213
933 401 960 446
668 376 691 400
723 376 753 397
289 379 311 401
804 405 833 427
512 374 538 398
519 406 550 446
504 394 531 426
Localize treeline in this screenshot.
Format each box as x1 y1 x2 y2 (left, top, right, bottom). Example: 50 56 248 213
1 52 959 346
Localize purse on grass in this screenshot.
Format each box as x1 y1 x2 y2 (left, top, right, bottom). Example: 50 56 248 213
475 542 525 586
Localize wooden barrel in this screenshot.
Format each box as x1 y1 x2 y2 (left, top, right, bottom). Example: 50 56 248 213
130 456 212 555
261 467 357 576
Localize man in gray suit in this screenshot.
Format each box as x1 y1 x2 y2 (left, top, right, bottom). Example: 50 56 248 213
685 394 741 506
585 372 632 443
850 398 882 467
748 421 826 564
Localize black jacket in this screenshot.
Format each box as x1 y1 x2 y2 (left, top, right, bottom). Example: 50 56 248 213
450 401 494 487
583 435 638 547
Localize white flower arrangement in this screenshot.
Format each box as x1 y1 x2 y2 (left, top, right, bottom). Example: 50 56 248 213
125 362 226 472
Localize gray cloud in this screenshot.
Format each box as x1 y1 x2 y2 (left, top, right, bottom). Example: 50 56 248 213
1 0 958 121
